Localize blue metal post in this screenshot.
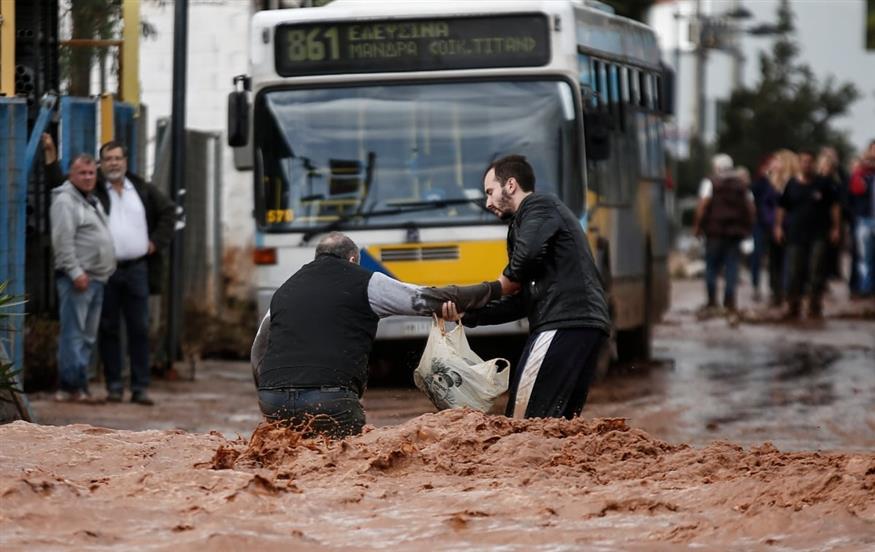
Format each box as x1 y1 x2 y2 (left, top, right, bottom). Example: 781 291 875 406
114 102 138 174
0 98 30 415
60 96 98 172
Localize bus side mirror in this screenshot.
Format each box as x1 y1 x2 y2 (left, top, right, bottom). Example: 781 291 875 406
584 110 611 162
228 74 251 148
227 90 249 147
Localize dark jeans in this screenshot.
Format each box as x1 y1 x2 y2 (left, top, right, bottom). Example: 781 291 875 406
705 237 742 308
785 239 828 307
856 217 875 295
99 259 150 393
56 275 104 393
768 239 786 303
257 387 365 438
751 225 767 290
847 217 860 293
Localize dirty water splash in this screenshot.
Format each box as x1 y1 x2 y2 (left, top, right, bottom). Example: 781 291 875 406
1 411 874 550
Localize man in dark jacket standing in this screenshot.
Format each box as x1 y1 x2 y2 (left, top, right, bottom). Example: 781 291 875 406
444 155 610 420
45 136 175 405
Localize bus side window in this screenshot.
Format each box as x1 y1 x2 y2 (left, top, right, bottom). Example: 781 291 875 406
592 60 603 112
617 64 627 132
654 74 663 113
585 59 607 196
629 68 640 108
608 64 620 125
638 71 649 109
578 53 597 109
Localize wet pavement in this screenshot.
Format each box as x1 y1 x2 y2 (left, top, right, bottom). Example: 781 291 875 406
26 278 875 452
589 338 874 452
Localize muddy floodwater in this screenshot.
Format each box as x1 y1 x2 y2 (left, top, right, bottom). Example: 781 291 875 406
3 280 874 549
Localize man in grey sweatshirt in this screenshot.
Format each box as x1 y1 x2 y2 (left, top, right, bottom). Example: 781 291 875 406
50 154 116 401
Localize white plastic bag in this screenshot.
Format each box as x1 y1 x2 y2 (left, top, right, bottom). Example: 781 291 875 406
414 318 510 412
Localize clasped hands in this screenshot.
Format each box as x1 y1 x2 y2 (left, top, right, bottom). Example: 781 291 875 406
439 273 521 322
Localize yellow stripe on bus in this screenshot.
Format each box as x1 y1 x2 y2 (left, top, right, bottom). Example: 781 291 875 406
367 240 507 287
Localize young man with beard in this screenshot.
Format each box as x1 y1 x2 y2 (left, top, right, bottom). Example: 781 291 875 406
443 155 610 419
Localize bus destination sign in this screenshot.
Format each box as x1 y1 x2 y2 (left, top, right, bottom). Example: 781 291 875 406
275 14 550 77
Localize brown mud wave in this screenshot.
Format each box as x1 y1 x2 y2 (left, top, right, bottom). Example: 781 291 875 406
2 410 874 550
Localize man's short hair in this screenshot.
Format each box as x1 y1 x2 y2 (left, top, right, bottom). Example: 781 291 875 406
70 153 97 167
484 154 536 192
315 232 359 263
99 140 128 159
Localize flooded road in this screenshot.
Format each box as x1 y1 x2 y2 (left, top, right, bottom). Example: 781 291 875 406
26 279 875 452
612 278 875 451
590 339 874 452
8 278 875 550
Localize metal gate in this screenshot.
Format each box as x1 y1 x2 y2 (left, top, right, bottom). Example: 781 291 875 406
0 98 28 375
152 124 224 313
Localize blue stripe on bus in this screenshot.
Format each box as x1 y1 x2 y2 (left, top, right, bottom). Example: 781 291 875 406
360 248 395 278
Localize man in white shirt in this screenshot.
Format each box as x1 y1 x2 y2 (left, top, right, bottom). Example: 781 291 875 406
96 142 175 405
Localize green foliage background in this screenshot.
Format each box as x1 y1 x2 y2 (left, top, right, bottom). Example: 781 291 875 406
600 0 654 22
716 1 859 174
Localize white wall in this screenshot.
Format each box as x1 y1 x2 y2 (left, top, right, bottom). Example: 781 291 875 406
650 0 875 157
139 0 254 255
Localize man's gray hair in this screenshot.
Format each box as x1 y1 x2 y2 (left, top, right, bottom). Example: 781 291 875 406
315 232 360 263
70 153 97 167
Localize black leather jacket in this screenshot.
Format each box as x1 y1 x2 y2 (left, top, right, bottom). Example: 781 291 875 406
464 193 610 335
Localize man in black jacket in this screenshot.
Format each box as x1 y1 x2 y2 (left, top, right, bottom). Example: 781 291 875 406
250 232 505 438
45 135 175 405
443 155 610 420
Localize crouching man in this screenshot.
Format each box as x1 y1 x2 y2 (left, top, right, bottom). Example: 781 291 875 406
250 232 504 438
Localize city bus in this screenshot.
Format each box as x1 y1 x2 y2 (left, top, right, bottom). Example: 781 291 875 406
228 0 672 363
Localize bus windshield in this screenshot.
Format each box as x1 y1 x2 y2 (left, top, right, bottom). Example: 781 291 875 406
254 79 580 230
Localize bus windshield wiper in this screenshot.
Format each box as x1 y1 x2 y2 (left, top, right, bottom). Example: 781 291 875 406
299 208 382 244
299 197 487 244
385 197 488 212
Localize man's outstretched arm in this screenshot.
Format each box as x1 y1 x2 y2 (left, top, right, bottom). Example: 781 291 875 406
368 272 502 318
